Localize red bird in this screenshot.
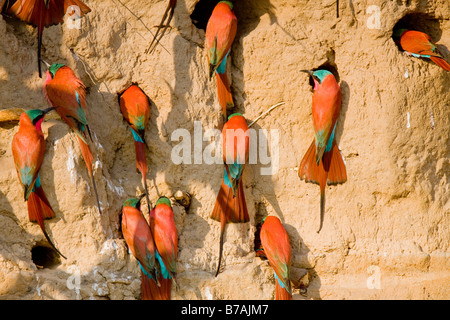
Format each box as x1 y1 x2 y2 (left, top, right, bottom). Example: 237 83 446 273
259 216 292 300
12 107 66 258
119 84 152 214
44 63 102 214
121 195 161 300
395 29 450 71
211 113 249 276
149 196 178 300
298 69 347 233
205 1 237 118
7 0 91 77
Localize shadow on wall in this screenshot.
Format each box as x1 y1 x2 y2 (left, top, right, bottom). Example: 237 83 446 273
0 1 74 81
230 0 277 116
284 223 322 300
189 0 277 117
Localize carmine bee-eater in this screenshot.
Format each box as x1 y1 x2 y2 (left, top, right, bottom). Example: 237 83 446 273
211 113 249 276
147 0 177 54
394 29 450 71
12 107 66 258
118 84 152 214
121 195 162 300
7 0 91 77
259 216 292 300
205 1 237 119
44 63 102 214
150 196 178 300
298 69 347 233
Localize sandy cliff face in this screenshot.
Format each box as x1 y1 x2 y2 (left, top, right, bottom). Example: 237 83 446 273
0 0 448 300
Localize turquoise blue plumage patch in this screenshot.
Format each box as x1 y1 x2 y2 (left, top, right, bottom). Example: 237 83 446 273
325 123 337 153
20 166 34 187
131 128 144 143
274 271 291 293
138 261 152 279
406 51 431 59
224 163 243 188
75 92 88 125
156 251 171 280
216 51 230 75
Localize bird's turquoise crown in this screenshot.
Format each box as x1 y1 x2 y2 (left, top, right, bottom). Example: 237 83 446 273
25 107 55 125
228 113 242 120
123 197 141 208
156 196 172 207
49 63 65 77
393 28 408 39
25 109 44 123
313 69 333 84
220 1 233 9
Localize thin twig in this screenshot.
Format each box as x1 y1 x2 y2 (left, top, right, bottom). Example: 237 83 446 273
248 102 285 127
112 0 171 55
70 48 99 85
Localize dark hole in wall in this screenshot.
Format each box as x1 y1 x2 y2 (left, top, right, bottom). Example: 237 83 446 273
254 221 267 260
31 244 61 269
306 61 340 89
392 13 442 51
316 62 340 83
190 0 223 30
253 202 268 260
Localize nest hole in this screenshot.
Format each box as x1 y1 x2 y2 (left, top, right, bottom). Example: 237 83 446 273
392 13 442 50
306 61 340 89
31 244 61 269
253 221 266 260
253 202 268 260
190 0 223 30
317 62 339 82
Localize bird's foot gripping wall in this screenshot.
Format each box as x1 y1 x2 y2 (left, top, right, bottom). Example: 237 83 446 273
0 0 449 299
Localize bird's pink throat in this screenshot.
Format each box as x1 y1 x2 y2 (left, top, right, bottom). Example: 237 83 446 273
35 119 44 133
45 71 52 85
313 78 319 90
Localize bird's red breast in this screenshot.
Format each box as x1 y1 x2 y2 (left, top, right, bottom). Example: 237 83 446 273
260 216 291 286
121 205 157 270
400 30 439 57
312 74 341 140
222 114 249 164
12 113 46 192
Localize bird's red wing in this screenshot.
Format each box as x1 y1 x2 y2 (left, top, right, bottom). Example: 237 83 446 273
260 219 291 285
9 0 90 28
401 31 443 58
151 206 178 274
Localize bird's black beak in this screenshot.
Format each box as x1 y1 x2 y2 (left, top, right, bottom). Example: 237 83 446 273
301 69 319 86
42 106 57 115
300 69 314 76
